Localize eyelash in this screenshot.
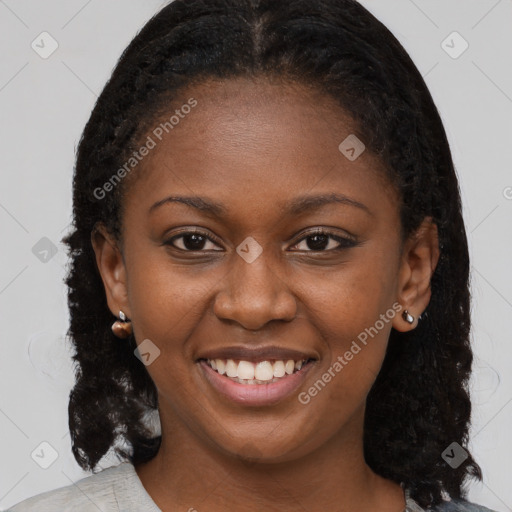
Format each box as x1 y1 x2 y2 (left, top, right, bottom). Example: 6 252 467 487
164 228 358 253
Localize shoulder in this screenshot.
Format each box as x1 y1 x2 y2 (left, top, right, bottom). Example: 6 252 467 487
429 497 498 512
7 462 142 512
405 488 498 512
434 499 499 512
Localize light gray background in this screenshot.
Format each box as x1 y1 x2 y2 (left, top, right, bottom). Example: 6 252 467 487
0 0 511 510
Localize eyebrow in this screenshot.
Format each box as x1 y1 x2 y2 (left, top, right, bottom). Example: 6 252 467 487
286 193 372 216
149 195 226 216
149 193 372 217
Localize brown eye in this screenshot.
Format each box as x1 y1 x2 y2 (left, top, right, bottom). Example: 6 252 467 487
164 231 223 252
291 230 358 252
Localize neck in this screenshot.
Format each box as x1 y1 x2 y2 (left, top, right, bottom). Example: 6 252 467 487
135 407 405 512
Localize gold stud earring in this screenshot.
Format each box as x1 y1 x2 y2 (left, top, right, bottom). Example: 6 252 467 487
111 310 133 339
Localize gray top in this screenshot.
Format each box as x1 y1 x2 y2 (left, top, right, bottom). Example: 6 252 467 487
7 461 497 512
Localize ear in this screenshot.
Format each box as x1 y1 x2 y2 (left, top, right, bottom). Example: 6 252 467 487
392 217 440 332
90 223 131 319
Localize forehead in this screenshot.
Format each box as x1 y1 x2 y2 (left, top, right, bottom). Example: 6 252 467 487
121 76 395 216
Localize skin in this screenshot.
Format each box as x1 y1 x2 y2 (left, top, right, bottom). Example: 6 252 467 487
92 76 439 512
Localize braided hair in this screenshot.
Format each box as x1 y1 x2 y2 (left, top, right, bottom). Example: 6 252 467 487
61 0 482 508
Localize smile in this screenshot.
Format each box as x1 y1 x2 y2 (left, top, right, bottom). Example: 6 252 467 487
198 357 316 406
205 358 308 384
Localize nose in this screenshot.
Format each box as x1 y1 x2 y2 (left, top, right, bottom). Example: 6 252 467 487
213 251 297 331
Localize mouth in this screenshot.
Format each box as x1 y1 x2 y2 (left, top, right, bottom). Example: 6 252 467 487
196 353 317 406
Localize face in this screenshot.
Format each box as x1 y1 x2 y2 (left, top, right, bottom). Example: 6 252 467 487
93 76 437 463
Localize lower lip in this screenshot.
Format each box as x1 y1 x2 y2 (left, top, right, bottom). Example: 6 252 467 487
198 360 314 406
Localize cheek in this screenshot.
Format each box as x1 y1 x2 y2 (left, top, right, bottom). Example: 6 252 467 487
300 244 398 343
125 259 218 418
125 254 219 357
295 246 398 401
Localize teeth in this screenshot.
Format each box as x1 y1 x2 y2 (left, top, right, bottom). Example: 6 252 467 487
255 361 274 381
226 359 238 378
206 357 309 383
237 360 255 380
233 376 282 384
273 360 285 378
216 359 226 375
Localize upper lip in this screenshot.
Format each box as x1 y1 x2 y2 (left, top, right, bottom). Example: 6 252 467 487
197 345 318 363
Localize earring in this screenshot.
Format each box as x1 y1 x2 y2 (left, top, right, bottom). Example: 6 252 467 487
111 310 133 339
402 310 414 324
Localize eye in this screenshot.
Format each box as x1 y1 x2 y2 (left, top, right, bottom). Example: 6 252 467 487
290 229 358 252
164 230 223 252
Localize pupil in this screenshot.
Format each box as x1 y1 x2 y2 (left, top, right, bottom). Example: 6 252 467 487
307 234 328 250
184 234 206 250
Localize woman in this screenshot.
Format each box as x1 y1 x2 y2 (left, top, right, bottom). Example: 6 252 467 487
9 0 497 510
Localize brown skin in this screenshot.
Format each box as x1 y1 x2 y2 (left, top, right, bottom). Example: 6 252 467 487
92 77 439 512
